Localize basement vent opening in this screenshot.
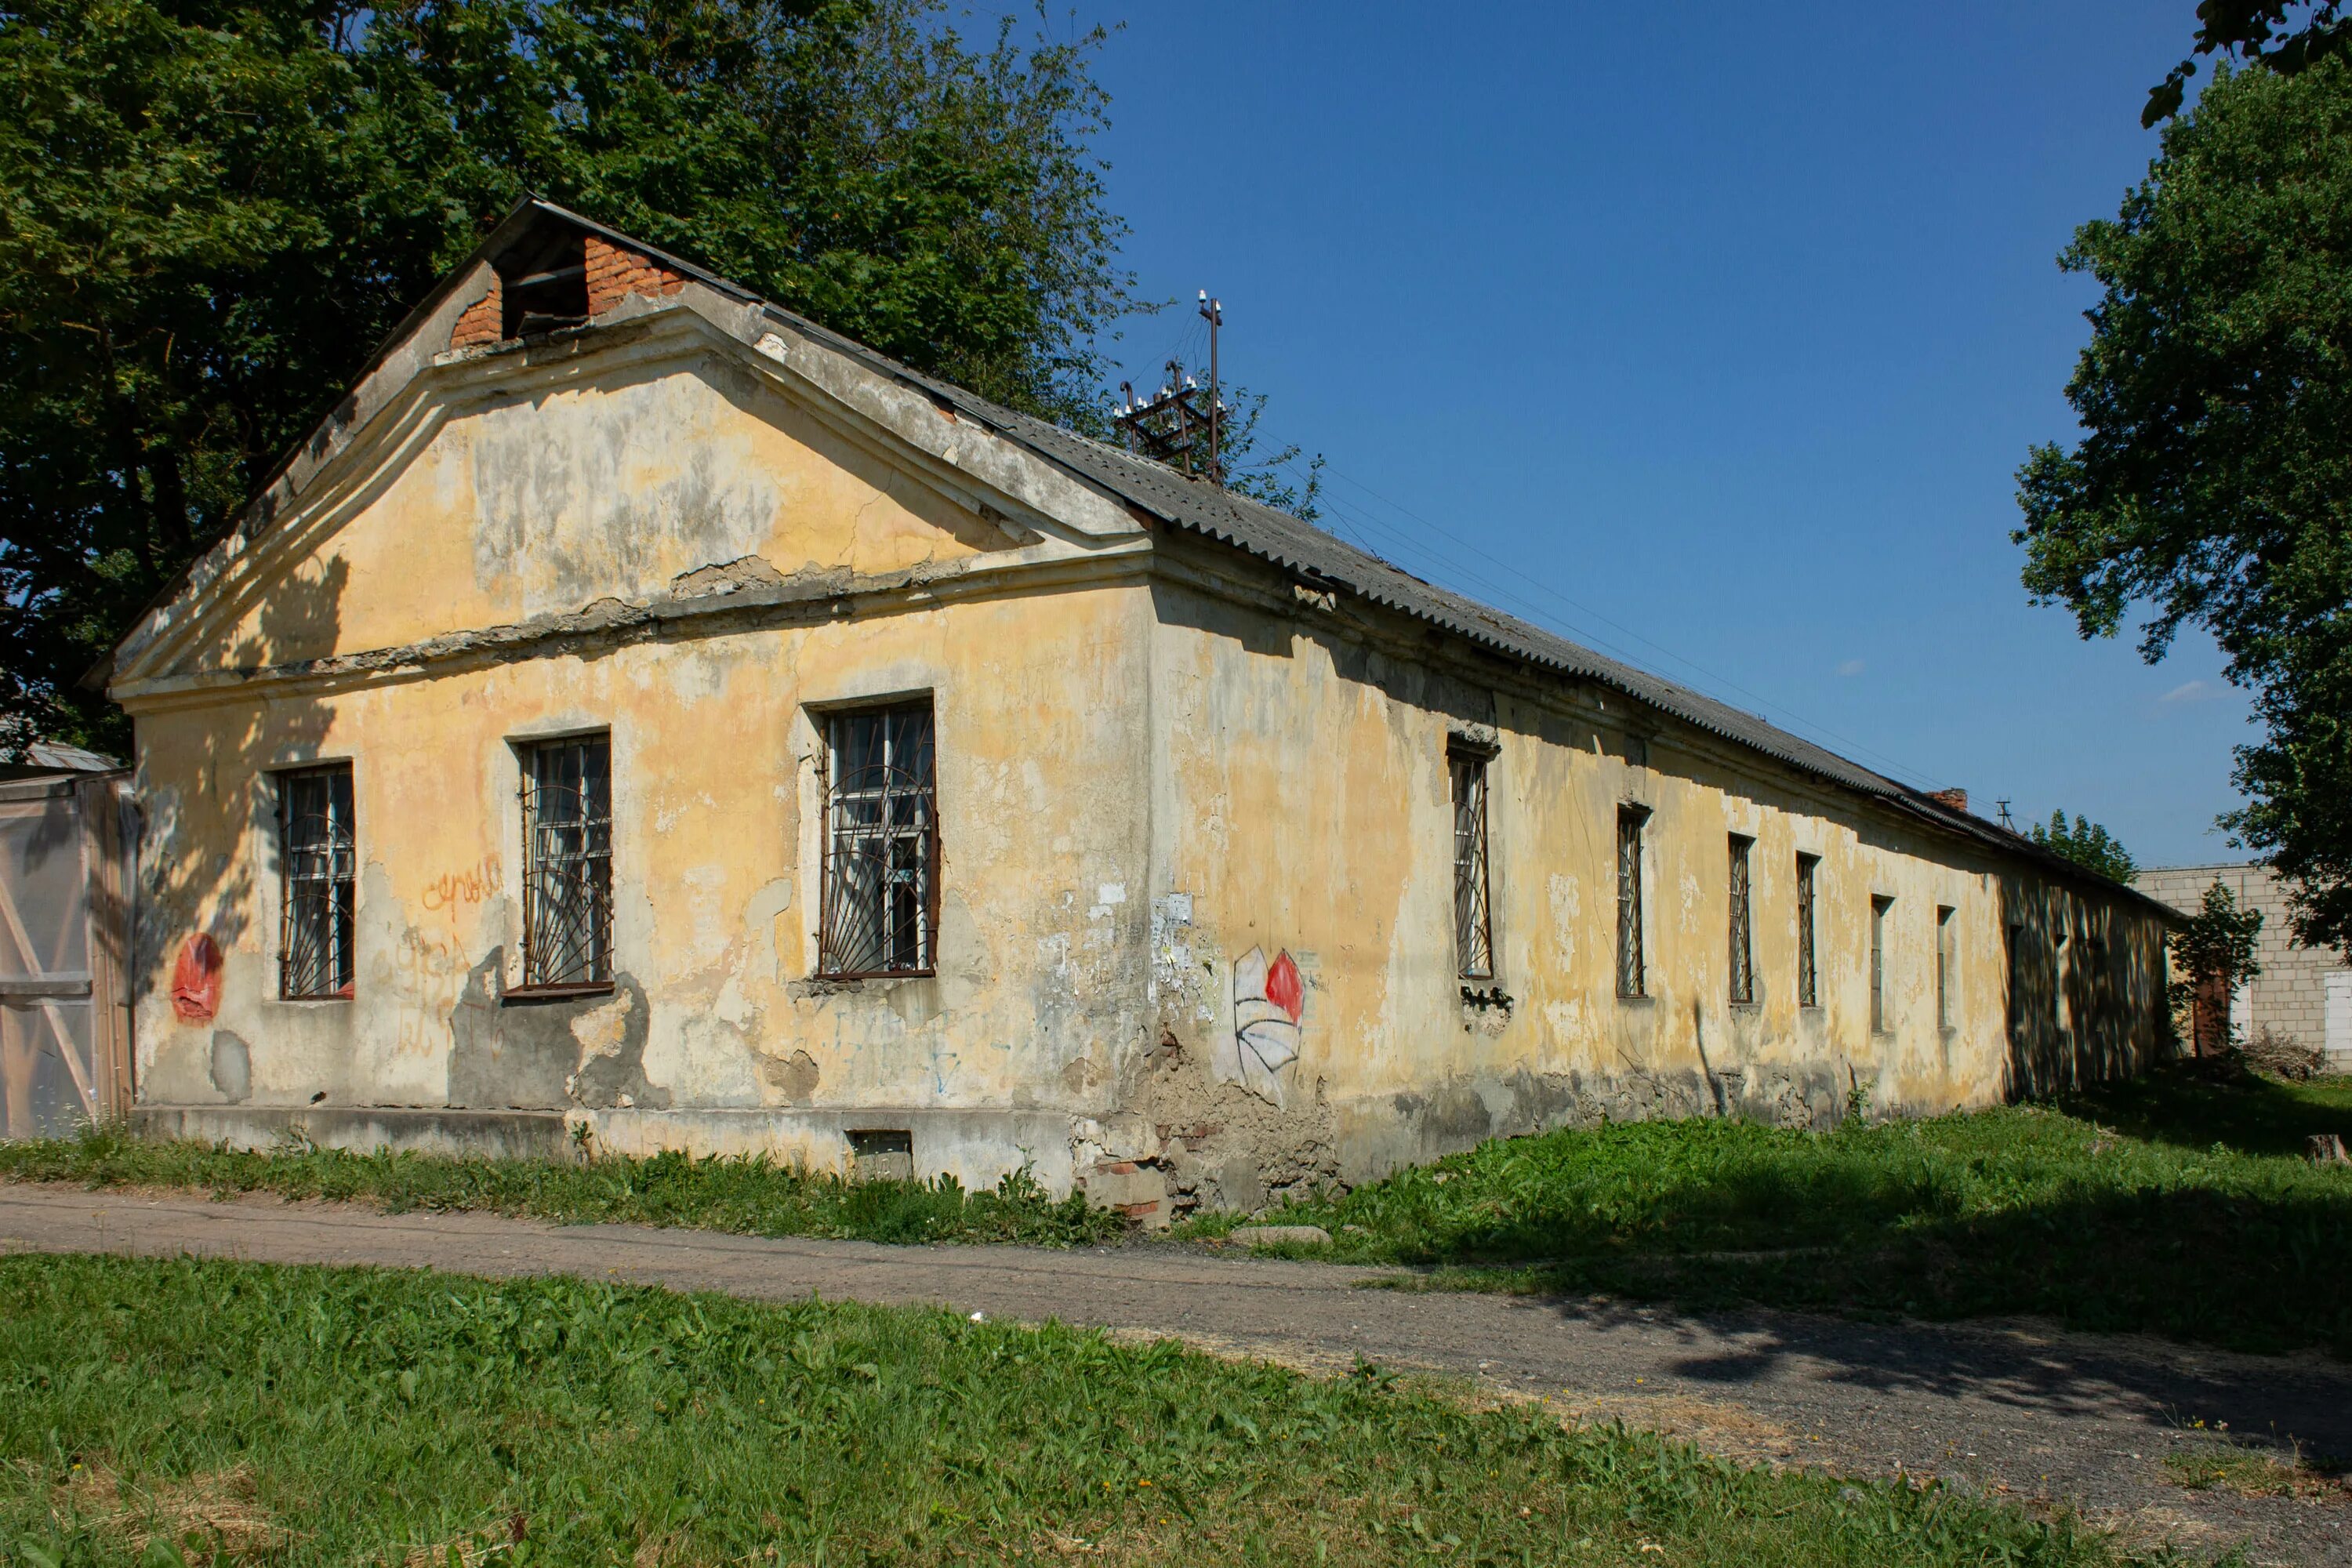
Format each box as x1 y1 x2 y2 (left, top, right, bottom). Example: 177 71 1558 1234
847 1128 913 1183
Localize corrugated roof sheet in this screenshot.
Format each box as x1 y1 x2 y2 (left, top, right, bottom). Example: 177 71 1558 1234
500 201 2160 905
130 198 2154 908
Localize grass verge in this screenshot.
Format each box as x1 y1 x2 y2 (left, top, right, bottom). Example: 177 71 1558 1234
0 1254 2183 1566
0 1124 1123 1249
1186 1067 2352 1359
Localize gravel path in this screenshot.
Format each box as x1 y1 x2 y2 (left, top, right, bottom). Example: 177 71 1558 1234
3 1183 2345 1566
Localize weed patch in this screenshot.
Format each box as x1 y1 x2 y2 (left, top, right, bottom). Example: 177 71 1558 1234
2161 1444 2348 1502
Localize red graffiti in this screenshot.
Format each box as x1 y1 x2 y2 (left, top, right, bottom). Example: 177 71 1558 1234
1265 949 1303 1023
172 933 223 1022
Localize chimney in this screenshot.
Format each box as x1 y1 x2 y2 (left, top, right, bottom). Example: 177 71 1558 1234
1927 787 1968 814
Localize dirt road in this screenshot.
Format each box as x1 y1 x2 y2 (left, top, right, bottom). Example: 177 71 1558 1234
2 1183 2343 1566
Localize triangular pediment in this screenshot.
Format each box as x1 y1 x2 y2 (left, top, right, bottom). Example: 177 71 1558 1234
109 207 1149 695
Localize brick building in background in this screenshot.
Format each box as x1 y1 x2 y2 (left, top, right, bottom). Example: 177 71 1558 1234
2135 862 2352 1073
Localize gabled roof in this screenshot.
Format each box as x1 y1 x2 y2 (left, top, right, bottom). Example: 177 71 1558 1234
113 198 2164 910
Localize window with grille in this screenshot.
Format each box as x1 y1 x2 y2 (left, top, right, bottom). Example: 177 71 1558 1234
519 735 613 991
1795 853 1820 1007
819 702 938 978
1936 905 1956 1029
2053 929 2071 1033
1870 895 1893 1034
278 764 354 999
1727 834 1755 1004
2005 922 2024 1044
1450 743 1494 980
1616 806 1647 999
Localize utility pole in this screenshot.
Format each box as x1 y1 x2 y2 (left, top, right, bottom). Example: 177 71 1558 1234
1198 289 1222 485
1114 291 1227 485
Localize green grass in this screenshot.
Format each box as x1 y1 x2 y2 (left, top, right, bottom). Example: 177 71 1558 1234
1186 1068 2352 1359
0 1254 2188 1566
0 1125 1124 1249
5 1067 2347 1359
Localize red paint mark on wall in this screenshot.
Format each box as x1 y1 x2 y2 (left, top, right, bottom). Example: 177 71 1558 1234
1265 949 1304 1023
171 934 222 1022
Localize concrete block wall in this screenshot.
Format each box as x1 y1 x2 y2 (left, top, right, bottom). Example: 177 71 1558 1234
2136 862 2350 1069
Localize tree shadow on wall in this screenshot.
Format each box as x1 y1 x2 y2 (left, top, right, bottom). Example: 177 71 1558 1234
128 555 349 1023
1999 878 2172 1100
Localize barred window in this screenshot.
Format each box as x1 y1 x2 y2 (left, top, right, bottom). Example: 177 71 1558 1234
819 702 938 978
1795 853 1820 1007
1727 834 1755 1004
1616 806 1647 999
520 735 612 991
278 764 354 999
2005 921 2024 1044
2053 928 2071 1033
1870 895 1894 1034
1450 743 1493 980
1936 905 1956 1029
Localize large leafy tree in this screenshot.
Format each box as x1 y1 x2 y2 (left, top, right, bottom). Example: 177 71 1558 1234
2147 1 2352 124
0 0 1129 753
2026 811 2139 885
2016 58 2352 953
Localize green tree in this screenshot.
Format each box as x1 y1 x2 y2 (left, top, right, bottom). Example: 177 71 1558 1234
2147 0 2352 125
2014 58 2352 956
2167 878 2264 1025
0 0 1131 753
2026 811 2139 884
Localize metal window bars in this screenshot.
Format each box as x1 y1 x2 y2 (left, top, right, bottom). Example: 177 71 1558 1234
1728 834 1755 1004
1616 807 1646 998
1450 749 1492 980
278 766 355 999
520 737 613 990
819 705 938 978
1795 854 1820 1007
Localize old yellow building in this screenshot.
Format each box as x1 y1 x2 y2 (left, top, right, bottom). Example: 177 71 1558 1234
102 202 2172 1216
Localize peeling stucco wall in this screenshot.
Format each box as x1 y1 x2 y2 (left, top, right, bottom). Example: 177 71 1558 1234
1133 552 2171 1200
114 291 2172 1214
124 323 1156 1196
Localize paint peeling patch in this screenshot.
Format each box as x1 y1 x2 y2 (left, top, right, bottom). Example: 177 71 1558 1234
760 1047 820 1104
209 1030 252 1103
1149 893 1196 1006
673 555 787 599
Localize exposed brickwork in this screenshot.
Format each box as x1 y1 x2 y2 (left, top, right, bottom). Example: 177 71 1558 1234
1927 787 1968 812
448 274 503 350
585 234 685 316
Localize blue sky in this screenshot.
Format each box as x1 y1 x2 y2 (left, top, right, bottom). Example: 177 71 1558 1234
1061 2 2250 868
